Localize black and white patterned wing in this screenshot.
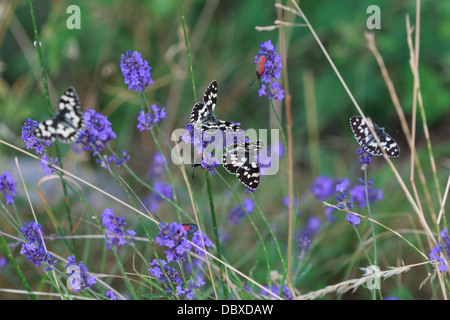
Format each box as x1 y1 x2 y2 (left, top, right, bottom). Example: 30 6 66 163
236 161 261 191
189 80 243 135
222 142 247 174
215 119 244 134
349 116 400 158
222 141 264 191
34 87 84 143
190 102 209 126
203 80 218 114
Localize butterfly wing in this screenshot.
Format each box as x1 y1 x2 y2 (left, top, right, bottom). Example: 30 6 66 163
34 117 60 142
349 116 400 158
222 140 263 191
203 80 218 114
56 87 84 142
34 87 84 143
190 102 209 125
236 161 261 191
181 224 198 235
222 143 247 174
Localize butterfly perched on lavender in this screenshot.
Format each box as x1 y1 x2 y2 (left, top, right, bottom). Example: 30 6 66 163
190 80 243 135
34 87 85 143
349 116 400 158
222 140 264 191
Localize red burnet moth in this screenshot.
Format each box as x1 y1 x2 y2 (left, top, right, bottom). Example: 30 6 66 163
181 224 198 235
249 54 267 87
256 54 267 78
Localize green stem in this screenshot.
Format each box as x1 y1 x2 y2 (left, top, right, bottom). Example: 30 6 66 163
27 0 77 257
364 167 377 266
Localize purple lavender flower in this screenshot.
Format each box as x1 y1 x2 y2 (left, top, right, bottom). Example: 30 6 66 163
96 150 130 170
255 40 283 83
20 242 57 271
345 213 360 227
120 50 153 92
106 290 118 300
111 150 130 167
66 256 96 291
155 222 192 262
149 153 167 180
191 230 213 257
101 208 136 250
301 216 322 239
260 284 293 300
200 151 221 172
21 118 51 154
0 256 7 273
335 182 353 210
296 216 321 258
258 82 285 101
40 155 59 176
76 108 116 155
255 40 284 102
149 259 204 300
20 222 44 244
349 184 383 209
182 123 221 169
19 222 57 271
0 171 18 205
228 198 255 224
357 148 373 166
429 229 450 272
311 176 334 201
136 105 166 132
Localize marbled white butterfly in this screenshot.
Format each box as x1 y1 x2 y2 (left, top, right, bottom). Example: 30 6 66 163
34 87 85 143
222 140 264 191
190 80 243 135
349 116 400 158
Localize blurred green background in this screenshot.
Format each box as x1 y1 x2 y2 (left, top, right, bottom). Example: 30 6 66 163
0 0 449 299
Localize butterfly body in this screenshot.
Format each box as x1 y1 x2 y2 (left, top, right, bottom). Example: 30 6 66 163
34 87 85 143
349 116 400 158
222 140 264 191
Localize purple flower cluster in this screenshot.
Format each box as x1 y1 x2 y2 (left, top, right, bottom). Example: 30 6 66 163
228 198 255 224
0 171 18 205
19 222 57 271
136 106 166 132
96 150 130 170
296 216 322 257
260 284 293 300
66 255 96 291
101 208 136 250
144 153 173 212
149 258 205 300
120 50 153 92
255 40 284 102
357 148 373 166
182 124 221 171
76 108 117 155
106 290 118 300
311 175 383 224
349 178 383 209
21 118 51 154
40 155 58 176
311 176 349 202
429 229 450 272
259 142 285 175
191 230 213 257
155 222 192 262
